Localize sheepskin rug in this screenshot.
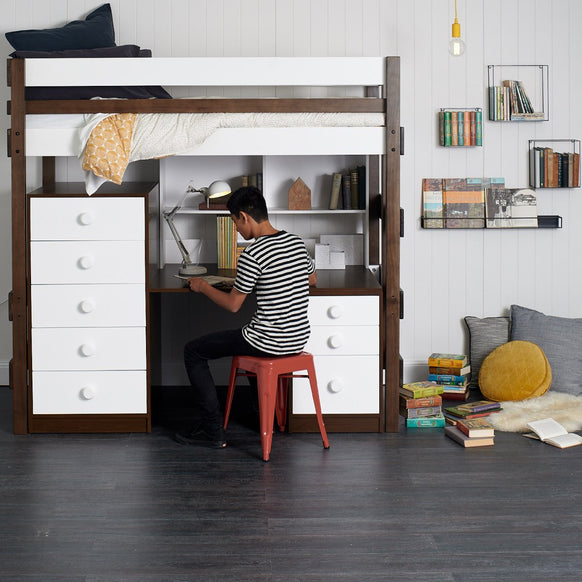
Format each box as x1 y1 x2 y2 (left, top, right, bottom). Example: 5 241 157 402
487 391 582 433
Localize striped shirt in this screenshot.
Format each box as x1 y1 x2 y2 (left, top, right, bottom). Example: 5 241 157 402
234 230 315 355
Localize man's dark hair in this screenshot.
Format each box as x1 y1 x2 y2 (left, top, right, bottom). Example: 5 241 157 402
227 186 268 222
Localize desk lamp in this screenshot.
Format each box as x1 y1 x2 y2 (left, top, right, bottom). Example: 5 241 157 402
163 180 231 275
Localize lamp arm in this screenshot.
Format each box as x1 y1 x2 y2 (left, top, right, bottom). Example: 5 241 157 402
163 211 193 266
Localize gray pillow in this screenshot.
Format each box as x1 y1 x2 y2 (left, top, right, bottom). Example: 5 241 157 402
464 316 510 386
510 304 582 395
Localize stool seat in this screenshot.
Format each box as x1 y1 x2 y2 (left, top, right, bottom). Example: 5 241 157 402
223 351 330 461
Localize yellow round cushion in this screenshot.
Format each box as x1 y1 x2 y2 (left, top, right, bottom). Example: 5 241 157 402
478 340 552 402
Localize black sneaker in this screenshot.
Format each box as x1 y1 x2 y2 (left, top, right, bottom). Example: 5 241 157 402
172 425 227 449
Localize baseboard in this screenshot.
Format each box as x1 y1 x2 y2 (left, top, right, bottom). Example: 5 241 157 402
403 360 429 384
0 361 8 386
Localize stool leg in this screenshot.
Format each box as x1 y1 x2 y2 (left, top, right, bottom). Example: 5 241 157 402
275 377 288 432
223 358 240 430
257 368 277 462
307 361 330 449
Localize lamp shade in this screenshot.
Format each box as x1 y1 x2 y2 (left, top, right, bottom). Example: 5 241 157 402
207 180 231 199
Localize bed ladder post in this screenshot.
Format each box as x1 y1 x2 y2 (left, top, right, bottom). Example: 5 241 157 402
383 56 401 433
8 57 29 434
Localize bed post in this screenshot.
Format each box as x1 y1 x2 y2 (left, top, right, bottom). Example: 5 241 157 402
7 58 28 434
383 56 401 432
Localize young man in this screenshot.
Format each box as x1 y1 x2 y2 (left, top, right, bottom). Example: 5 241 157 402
174 186 317 448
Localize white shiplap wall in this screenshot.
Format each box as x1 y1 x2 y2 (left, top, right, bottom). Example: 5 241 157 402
1 0 581 385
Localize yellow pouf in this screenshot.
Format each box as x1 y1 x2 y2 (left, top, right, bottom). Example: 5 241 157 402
478 340 552 402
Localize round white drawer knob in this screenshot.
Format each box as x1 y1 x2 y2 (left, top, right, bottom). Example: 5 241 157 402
80 343 96 357
79 299 96 314
78 212 94 226
328 334 343 349
78 256 94 270
327 305 343 319
80 386 97 400
328 379 344 393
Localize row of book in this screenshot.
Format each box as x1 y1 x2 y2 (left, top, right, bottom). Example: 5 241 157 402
329 166 366 210
529 147 580 189
241 173 263 191
422 177 538 229
438 109 483 147
216 216 238 269
488 80 544 121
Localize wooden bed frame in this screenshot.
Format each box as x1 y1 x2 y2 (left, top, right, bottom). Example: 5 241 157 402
7 56 401 435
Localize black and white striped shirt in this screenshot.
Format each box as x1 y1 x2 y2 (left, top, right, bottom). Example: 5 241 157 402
234 230 315 355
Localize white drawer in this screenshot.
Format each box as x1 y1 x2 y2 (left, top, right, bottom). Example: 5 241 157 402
31 284 146 328
308 295 379 326
305 325 379 355
292 355 379 414
32 327 146 371
30 241 145 284
30 197 144 241
32 370 147 414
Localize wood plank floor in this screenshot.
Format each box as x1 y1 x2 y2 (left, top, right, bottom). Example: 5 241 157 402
1 386 582 581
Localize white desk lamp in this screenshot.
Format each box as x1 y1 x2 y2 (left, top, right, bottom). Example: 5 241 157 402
163 180 231 276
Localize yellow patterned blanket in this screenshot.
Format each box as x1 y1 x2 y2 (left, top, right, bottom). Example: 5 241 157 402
82 113 136 184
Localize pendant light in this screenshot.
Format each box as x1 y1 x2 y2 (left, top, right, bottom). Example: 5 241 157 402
449 0 466 56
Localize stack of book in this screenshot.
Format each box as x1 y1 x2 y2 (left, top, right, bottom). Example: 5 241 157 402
428 353 471 401
443 400 502 425
399 381 445 428
445 416 495 447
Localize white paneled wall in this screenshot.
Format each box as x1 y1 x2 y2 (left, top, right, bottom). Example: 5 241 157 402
1 0 581 385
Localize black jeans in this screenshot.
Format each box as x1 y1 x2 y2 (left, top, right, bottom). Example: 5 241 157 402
184 328 273 429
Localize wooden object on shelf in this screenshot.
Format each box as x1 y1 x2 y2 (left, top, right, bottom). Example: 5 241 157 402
288 177 311 210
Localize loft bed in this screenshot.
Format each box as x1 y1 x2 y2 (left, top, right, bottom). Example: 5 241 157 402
8 56 401 435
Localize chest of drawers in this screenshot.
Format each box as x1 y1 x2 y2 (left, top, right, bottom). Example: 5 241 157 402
28 194 150 431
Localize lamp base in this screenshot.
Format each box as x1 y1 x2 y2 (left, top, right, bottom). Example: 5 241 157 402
179 264 207 276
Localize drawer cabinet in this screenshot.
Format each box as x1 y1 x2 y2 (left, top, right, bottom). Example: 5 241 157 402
28 194 149 430
292 294 381 421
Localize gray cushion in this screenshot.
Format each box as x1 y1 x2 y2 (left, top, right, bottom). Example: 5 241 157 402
464 316 510 386
510 304 582 395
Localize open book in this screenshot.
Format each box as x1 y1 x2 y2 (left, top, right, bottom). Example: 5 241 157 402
524 418 582 449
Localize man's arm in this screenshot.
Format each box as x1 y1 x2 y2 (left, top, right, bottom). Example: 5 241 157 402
188 278 248 313
309 271 317 286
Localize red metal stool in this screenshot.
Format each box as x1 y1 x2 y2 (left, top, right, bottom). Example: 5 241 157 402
223 351 330 461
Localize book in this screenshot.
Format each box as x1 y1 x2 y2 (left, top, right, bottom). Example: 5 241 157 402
443 405 497 420
350 168 359 209
399 381 444 399
524 418 582 449
428 353 468 368
357 165 366 210
443 178 484 228
445 425 494 447
422 178 444 228
455 400 501 414
429 365 471 376
485 187 537 228
441 389 470 402
456 417 495 438
399 394 443 409
428 373 469 386
174 274 235 288
329 172 342 210
401 405 442 419
341 174 352 209
406 414 446 428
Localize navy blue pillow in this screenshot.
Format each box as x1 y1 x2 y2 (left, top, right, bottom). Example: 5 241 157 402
5 4 115 51
10 45 172 100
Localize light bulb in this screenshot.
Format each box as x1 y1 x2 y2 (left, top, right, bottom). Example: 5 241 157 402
449 37 466 56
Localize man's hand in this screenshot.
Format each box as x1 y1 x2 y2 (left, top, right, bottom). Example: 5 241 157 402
187 277 210 294
187 277 247 313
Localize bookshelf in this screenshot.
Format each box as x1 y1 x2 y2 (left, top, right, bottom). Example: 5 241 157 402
487 65 549 122
438 108 483 147
528 139 580 189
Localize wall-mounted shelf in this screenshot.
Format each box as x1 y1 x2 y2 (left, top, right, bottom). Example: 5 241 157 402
421 215 562 229
438 108 483 146
528 139 580 188
487 64 549 121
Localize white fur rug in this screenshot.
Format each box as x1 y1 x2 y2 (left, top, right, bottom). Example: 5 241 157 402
487 392 582 433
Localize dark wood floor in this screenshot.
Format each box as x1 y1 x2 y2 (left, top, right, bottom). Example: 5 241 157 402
1 386 582 581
